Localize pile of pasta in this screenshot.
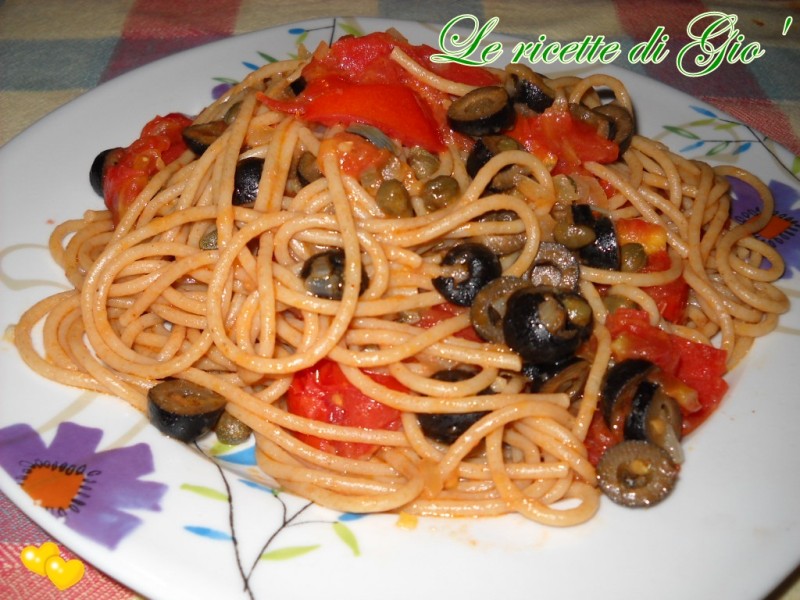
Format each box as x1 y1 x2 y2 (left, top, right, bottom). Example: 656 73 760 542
14 35 789 527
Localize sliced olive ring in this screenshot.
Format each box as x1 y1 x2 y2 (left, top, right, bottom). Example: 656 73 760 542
469 210 526 257
505 64 556 113
570 205 620 271
148 379 227 443
602 359 685 464
502 285 593 365
433 243 502 307
417 369 491 444
182 119 228 155
465 135 524 180
447 86 516 137
233 157 265 205
535 357 592 404
470 275 528 343
592 103 635 152
597 440 679 508
525 242 581 291
301 249 369 300
625 381 684 464
89 147 124 197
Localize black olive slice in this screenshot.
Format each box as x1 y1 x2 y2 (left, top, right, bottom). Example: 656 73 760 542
592 104 635 153
297 151 322 185
569 103 612 140
289 75 307 96
624 382 684 464
433 243 502 307
465 135 523 179
536 357 591 404
89 147 124 197
301 249 369 300
579 216 620 270
601 358 655 431
417 369 490 444
502 286 593 365
233 157 265 205
148 379 227 443
182 120 228 155
597 440 679 507
447 87 516 137
505 65 556 113
525 242 581 291
470 275 528 343
470 210 526 257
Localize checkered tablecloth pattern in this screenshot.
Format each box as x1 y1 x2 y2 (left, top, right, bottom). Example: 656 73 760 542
1 0 799 598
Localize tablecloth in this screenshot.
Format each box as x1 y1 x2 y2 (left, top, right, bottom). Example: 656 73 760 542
1 1 798 598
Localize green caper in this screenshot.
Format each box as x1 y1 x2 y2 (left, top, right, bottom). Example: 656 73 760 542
376 179 413 218
214 410 252 445
603 294 637 314
360 167 382 195
408 147 441 180
421 175 460 211
561 294 593 328
199 228 218 250
297 151 322 185
620 243 648 272
553 221 596 250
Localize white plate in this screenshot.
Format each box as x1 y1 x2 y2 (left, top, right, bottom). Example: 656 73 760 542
2 17 799 600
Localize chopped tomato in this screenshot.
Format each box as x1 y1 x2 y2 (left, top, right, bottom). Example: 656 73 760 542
606 308 728 433
416 303 483 343
640 249 690 324
507 106 619 173
584 411 619 466
615 218 667 255
318 132 392 179
585 308 729 463
304 82 444 152
103 112 192 224
286 359 404 458
258 31 498 153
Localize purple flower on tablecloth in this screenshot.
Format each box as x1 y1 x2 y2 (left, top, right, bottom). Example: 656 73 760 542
728 176 800 277
0 422 167 549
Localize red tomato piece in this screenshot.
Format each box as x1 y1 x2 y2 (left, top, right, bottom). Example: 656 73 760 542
508 107 619 173
615 218 667 255
259 32 498 153
286 359 404 459
304 82 444 152
605 308 728 434
640 250 690 324
318 132 392 179
103 112 192 224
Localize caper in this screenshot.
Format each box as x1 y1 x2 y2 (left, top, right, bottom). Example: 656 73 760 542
297 151 322 185
215 410 252 445
553 221 596 250
408 147 440 180
620 243 648 272
376 179 413 218
199 228 218 250
603 294 637 314
561 294 593 328
421 175 460 211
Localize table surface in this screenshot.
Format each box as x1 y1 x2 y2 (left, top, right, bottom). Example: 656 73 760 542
1 1 798 598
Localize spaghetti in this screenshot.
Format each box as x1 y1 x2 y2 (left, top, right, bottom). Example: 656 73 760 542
13 30 789 525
